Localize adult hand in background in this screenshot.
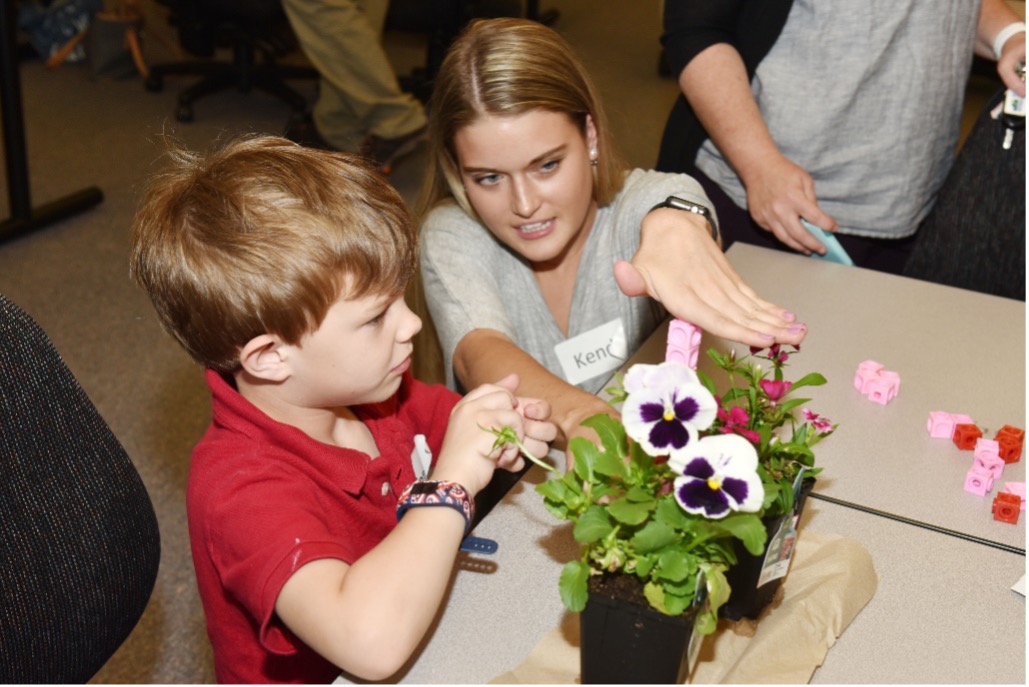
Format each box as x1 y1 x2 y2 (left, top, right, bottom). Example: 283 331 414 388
742 152 838 255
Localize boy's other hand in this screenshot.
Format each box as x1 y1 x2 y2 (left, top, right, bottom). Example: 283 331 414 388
486 373 557 468
433 377 527 494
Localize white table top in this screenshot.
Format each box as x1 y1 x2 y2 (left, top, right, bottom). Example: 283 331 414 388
339 244 1026 684
693 244 1025 552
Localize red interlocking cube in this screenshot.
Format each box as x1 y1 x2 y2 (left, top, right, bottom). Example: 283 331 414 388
952 423 982 450
992 492 1021 524
995 425 1024 464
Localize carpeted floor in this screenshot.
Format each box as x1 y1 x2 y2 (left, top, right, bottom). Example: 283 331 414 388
0 0 1008 682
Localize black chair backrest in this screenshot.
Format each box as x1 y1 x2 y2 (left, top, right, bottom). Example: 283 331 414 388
0 293 160 683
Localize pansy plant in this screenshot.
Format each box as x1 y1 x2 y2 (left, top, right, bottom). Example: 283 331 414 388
489 346 834 633
530 360 768 633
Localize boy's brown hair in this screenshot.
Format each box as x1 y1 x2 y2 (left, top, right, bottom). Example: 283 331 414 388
130 135 417 374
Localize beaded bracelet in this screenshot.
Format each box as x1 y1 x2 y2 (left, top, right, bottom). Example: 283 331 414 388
396 480 474 536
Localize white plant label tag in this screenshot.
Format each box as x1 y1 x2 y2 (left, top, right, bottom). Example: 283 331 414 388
757 514 799 587
554 319 627 386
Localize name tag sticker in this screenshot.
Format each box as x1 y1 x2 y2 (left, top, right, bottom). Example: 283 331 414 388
555 319 628 386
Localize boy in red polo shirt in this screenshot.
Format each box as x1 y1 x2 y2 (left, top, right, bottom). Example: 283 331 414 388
129 135 555 683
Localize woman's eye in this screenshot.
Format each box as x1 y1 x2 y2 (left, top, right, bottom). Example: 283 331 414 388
540 159 560 172
475 173 502 186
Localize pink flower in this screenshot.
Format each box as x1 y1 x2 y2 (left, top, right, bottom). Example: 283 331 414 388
759 379 792 402
803 408 834 434
749 343 795 364
717 405 761 444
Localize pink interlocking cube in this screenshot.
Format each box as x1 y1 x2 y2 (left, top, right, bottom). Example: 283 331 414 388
964 467 994 496
972 440 1005 479
864 369 900 405
853 360 885 394
665 319 702 370
927 411 956 438
927 411 973 438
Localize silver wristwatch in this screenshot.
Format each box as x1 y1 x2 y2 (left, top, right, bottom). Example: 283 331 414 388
648 196 719 244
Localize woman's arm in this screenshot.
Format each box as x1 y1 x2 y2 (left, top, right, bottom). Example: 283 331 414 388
453 329 617 450
677 43 832 253
976 0 1026 96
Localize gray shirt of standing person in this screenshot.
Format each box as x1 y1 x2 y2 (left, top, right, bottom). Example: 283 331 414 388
421 169 716 394
696 0 977 239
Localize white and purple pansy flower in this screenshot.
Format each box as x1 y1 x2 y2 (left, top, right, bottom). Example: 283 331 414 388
668 434 764 519
622 362 717 456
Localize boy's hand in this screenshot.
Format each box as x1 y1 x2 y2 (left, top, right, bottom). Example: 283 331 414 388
432 375 550 494
509 378 557 465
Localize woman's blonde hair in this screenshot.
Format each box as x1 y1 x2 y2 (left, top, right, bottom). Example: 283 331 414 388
418 17 627 220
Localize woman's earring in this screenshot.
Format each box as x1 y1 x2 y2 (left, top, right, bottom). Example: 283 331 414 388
590 148 598 167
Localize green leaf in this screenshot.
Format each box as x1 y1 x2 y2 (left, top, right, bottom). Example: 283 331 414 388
559 561 590 612
581 413 626 458
791 372 826 390
655 548 692 582
643 581 669 614
761 481 782 510
778 397 810 413
593 446 629 480
624 485 653 502
716 513 768 555
662 591 691 616
569 437 599 483
701 564 731 616
608 495 655 525
535 478 567 503
697 368 717 396
631 520 677 553
572 505 614 543
694 607 718 635
654 496 690 529
635 553 655 577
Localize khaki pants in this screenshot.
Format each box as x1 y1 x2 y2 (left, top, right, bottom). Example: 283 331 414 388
281 0 426 150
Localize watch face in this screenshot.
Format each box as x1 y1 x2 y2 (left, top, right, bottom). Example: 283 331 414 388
411 481 440 495
667 197 709 217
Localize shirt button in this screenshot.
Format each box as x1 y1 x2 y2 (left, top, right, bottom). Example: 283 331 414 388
381 482 390 496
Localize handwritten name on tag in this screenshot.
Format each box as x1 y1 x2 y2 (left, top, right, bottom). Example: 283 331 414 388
554 319 628 386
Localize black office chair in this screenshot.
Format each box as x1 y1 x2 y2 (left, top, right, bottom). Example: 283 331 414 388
904 87 1026 301
0 293 161 683
145 0 317 122
384 0 557 104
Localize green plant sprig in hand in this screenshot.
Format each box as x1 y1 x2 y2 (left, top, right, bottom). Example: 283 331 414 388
482 424 557 473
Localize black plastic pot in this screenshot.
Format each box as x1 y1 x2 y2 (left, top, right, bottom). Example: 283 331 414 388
580 581 703 684
720 476 816 621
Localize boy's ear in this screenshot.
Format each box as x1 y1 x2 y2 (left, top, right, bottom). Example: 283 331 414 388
239 334 291 382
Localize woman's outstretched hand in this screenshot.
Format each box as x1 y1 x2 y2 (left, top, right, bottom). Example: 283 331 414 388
615 209 807 348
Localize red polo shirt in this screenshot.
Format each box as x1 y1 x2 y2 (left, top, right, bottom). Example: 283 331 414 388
188 370 459 683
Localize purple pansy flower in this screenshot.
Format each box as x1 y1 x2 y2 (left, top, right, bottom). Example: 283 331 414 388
622 362 717 456
668 434 764 519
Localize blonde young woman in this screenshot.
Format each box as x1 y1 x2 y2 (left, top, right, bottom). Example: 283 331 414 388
419 18 807 449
